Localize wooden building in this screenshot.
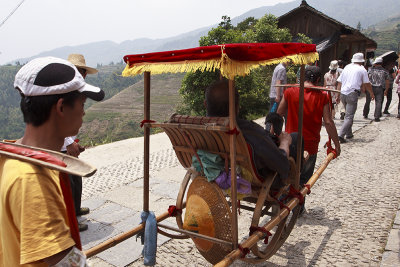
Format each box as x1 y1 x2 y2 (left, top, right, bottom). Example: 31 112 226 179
278 0 377 73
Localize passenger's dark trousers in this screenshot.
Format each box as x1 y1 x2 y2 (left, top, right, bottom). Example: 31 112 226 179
383 86 393 113
69 174 83 214
288 132 304 167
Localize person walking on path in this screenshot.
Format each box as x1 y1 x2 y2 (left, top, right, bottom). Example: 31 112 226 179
382 65 396 115
324 60 340 119
337 52 374 143
62 53 101 232
269 61 289 112
0 57 104 266
363 57 389 122
395 71 400 118
277 66 340 213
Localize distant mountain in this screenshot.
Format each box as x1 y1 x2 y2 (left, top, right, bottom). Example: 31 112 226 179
363 14 400 55
9 0 400 66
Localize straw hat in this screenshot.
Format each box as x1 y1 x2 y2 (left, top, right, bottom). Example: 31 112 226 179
67 54 98 74
183 176 232 264
329 60 338 70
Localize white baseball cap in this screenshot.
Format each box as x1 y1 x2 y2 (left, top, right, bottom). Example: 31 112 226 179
14 57 104 101
351 53 365 63
373 57 383 65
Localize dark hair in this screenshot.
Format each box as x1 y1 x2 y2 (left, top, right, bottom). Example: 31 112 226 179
20 90 82 126
305 66 321 84
205 79 239 117
265 112 283 136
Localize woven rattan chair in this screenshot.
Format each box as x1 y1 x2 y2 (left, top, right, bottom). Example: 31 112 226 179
148 114 300 263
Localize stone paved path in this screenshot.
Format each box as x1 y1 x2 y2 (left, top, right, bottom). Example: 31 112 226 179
80 90 400 266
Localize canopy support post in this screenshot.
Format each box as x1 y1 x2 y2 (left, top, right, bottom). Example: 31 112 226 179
296 65 305 189
144 71 150 212
228 79 238 249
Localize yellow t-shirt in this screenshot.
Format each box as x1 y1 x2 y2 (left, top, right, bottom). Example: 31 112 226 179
0 156 75 266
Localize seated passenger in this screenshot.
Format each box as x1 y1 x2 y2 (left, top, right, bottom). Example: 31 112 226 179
205 80 300 182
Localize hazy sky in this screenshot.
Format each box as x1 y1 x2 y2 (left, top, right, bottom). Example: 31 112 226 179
0 0 294 64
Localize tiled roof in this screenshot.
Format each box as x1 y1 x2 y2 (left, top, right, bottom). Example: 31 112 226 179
278 0 376 48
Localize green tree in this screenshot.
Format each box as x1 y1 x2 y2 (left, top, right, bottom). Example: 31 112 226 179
179 14 298 119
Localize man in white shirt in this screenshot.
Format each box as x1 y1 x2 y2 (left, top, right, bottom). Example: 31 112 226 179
336 53 374 143
269 62 289 112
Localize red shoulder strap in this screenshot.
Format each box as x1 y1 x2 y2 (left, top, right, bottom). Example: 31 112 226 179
59 172 82 249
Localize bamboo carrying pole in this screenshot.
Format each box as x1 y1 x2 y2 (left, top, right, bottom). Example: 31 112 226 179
143 71 150 212
228 79 239 249
84 210 171 258
295 65 305 190
275 84 340 93
214 152 336 267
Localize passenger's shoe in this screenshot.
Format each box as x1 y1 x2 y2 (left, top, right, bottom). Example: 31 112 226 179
340 112 345 120
77 207 90 216
383 111 390 115
346 134 354 139
79 223 88 232
374 118 380 122
338 136 347 143
363 115 368 119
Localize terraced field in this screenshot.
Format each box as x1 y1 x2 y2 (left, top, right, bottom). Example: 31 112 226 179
79 73 185 146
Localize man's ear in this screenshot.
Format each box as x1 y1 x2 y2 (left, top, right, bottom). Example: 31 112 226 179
55 98 64 116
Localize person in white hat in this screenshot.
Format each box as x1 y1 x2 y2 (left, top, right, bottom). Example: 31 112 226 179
363 57 390 121
324 60 340 119
0 57 104 266
61 53 98 232
336 52 374 143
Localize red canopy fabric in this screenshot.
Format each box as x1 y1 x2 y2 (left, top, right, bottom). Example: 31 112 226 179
123 43 316 65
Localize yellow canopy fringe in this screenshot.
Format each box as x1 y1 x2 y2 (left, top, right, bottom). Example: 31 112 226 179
122 52 319 80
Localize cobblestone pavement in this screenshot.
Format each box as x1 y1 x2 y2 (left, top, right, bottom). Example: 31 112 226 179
80 91 400 267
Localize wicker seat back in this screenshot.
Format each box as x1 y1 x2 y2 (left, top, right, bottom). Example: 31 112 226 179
159 114 263 186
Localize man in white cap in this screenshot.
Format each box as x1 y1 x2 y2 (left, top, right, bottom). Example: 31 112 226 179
62 53 98 232
363 57 390 121
336 52 374 143
0 57 104 266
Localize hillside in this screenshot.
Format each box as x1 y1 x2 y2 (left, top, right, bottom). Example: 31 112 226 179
0 63 139 140
78 73 185 146
9 0 400 67
364 15 400 55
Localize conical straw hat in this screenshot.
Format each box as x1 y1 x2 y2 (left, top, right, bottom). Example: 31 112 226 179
183 176 232 264
67 54 98 74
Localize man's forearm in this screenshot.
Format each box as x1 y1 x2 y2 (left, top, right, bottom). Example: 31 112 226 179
278 141 290 159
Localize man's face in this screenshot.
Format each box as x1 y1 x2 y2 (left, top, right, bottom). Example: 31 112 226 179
62 94 86 137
